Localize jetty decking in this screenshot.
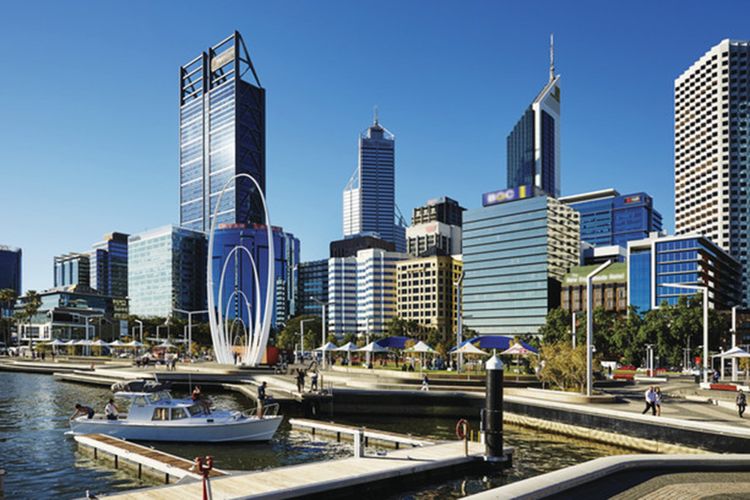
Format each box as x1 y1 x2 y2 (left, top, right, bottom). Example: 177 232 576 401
104 440 494 499
76 434 227 483
289 417 434 448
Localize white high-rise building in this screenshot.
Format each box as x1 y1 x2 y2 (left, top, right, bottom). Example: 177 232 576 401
328 248 404 337
675 39 750 304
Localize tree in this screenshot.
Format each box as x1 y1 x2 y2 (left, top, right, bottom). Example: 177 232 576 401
23 290 41 351
275 315 321 351
534 342 597 393
0 288 17 347
538 308 572 345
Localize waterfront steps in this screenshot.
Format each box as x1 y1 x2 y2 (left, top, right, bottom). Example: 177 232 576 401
103 440 497 499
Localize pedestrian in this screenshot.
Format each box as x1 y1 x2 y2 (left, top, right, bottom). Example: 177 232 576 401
296 369 305 393
713 370 720 384
421 374 430 391
257 381 268 418
654 387 663 416
310 370 318 392
737 390 747 418
641 386 656 416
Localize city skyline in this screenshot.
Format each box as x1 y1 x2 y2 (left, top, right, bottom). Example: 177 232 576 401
3 1 750 292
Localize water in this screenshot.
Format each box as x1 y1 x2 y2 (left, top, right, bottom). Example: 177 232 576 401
0 372 633 499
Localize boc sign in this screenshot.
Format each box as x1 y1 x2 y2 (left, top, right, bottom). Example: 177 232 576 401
482 185 531 207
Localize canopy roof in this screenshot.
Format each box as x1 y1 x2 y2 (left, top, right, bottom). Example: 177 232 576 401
335 342 358 352
375 336 410 349
460 335 538 354
501 343 538 356
453 342 488 355
315 342 338 352
404 341 436 353
718 346 750 358
357 341 390 353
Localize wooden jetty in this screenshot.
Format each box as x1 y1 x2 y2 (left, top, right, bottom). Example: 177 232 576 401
289 418 434 449
75 434 227 484
103 440 502 499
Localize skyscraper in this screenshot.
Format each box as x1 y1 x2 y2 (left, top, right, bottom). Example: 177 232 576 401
0 245 22 295
675 39 750 304
179 31 266 233
507 35 561 198
53 253 90 288
342 114 406 251
90 232 129 298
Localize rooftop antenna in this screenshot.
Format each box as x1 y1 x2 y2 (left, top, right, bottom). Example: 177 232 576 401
549 33 555 83
373 105 379 126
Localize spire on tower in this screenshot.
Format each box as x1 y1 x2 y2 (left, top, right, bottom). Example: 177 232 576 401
373 105 379 126
549 33 555 83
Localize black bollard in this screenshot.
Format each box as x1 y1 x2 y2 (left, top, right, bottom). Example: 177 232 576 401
484 354 504 462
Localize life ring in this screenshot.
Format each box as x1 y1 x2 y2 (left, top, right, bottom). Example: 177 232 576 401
455 419 468 440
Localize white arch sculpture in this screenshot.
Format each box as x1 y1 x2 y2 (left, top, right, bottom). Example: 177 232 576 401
207 173 274 366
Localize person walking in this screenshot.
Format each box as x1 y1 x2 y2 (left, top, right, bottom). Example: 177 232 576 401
737 390 747 418
641 386 656 416
654 387 663 417
421 374 430 392
296 369 305 393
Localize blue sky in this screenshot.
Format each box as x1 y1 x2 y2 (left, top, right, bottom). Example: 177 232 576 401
2 0 749 292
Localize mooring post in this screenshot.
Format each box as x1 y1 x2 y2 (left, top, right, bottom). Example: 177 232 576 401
0 468 5 496
484 354 504 462
353 428 365 457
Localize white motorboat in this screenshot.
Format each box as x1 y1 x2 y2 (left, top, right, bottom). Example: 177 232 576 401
69 390 282 443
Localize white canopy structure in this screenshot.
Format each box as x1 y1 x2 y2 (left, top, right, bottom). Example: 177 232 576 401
91 339 109 347
453 342 488 356
717 346 750 358
357 342 389 353
109 340 126 347
126 340 144 348
334 341 359 366
405 341 436 354
315 342 339 352
501 343 538 356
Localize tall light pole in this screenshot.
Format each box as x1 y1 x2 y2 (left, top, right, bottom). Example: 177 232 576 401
732 305 740 381
310 297 327 368
572 311 577 348
174 308 208 356
133 319 143 343
453 270 464 372
669 283 709 384
299 318 316 363
586 260 612 396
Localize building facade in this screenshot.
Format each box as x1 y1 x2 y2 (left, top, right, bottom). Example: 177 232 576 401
560 262 628 313
627 234 742 313
463 194 579 336
54 253 90 288
128 226 207 317
560 189 663 247
90 232 129 298
329 234 395 258
342 117 406 251
406 197 464 257
179 31 266 233
396 255 462 339
507 39 561 198
210 223 299 330
298 259 329 317
0 245 22 295
327 256 358 337
675 39 750 305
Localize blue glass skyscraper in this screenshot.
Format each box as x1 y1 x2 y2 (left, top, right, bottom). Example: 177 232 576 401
179 31 266 232
560 189 663 247
343 116 406 251
0 245 22 295
507 36 561 198
90 232 129 298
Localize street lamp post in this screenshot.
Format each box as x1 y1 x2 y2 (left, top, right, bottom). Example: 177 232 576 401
669 283 709 385
134 319 143 343
645 344 654 377
732 305 739 381
572 312 577 349
310 297 328 369
173 309 208 356
586 260 613 397
453 271 464 372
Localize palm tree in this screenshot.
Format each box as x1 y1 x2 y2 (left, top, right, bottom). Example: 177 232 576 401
0 288 18 348
23 291 42 353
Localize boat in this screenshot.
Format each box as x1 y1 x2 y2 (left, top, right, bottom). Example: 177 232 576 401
69 389 282 443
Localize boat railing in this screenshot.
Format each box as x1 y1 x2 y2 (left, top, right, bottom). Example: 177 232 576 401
241 403 280 418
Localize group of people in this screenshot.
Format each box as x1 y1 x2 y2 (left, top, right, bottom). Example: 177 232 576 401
295 368 319 393
70 399 120 421
641 386 664 416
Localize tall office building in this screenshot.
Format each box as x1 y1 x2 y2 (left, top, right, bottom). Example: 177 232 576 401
406 197 464 257
627 234 741 313
128 226 207 317
179 31 266 233
507 36 561 198
560 189 663 247
675 39 750 305
327 255 358 337
90 232 129 298
463 189 579 335
298 260 329 317
54 253 90 288
342 115 406 251
210 223 300 329
0 245 22 295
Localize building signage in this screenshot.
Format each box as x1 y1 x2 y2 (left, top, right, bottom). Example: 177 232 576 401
211 46 235 72
482 185 532 207
624 195 641 204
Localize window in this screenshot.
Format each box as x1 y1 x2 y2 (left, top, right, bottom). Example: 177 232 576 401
171 408 188 420
151 408 169 421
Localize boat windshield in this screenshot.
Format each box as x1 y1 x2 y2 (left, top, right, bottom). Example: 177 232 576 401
145 391 171 404
187 404 204 416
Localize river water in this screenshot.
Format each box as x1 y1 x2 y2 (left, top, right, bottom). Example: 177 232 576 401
0 371 632 499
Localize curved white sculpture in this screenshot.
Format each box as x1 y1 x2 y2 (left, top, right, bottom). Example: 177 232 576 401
207 173 274 366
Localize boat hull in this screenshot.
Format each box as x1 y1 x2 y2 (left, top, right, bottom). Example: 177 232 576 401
69 416 282 443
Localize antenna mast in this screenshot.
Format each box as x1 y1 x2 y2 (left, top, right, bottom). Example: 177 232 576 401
549 33 555 83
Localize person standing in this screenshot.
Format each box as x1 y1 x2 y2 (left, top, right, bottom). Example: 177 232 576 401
421 374 430 391
737 390 747 418
310 370 319 392
105 399 120 421
641 386 656 416
257 381 269 418
654 387 663 417
296 369 305 393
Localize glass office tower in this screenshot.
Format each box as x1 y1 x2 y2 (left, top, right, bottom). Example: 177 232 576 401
179 31 266 233
90 232 129 298
53 253 90 288
343 117 406 251
560 189 663 247
0 245 22 295
298 259 329 317
507 41 561 198
627 234 741 312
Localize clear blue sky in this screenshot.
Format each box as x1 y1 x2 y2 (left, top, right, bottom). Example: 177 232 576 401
2 0 749 292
